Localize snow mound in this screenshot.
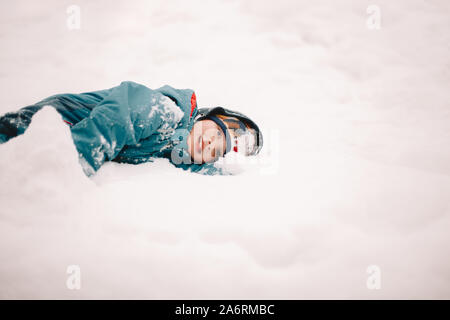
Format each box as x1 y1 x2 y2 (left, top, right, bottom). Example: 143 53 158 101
0 106 95 217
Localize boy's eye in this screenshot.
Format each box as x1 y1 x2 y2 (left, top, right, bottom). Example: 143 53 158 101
217 130 222 137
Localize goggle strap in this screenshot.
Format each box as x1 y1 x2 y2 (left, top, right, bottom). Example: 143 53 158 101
223 118 247 131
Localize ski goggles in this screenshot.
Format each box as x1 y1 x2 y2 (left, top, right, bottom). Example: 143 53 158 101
205 115 257 156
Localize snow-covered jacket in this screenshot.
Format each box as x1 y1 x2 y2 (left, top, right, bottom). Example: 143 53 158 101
0 81 223 176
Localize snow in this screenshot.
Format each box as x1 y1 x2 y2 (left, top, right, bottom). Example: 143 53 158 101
1 0 450 299
160 96 185 125
156 95 185 137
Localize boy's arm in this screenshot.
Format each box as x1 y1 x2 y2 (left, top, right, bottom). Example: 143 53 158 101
69 81 166 176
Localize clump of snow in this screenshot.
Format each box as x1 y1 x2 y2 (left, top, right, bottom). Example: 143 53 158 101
160 96 184 125
214 151 261 175
148 95 185 139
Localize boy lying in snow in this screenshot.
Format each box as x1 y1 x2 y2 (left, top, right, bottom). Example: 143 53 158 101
0 81 263 176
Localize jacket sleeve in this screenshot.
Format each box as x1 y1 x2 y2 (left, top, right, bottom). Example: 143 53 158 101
188 163 231 176
170 150 231 176
69 81 166 176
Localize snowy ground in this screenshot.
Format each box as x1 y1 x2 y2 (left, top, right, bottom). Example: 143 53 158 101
1 0 450 299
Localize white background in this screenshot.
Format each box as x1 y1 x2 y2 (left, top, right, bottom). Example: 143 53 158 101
0 0 449 298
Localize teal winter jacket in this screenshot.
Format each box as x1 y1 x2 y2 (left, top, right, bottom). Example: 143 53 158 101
0 81 224 176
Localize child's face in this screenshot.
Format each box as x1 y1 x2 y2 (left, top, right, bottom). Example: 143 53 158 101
187 119 226 164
